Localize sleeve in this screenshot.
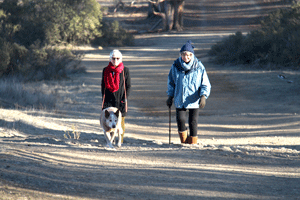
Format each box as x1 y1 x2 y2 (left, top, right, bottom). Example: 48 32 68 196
101 68 105 97
125 67 131 97
167 66 175 97
199 69 211 98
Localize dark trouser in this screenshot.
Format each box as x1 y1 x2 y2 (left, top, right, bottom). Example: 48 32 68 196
176 108 199 137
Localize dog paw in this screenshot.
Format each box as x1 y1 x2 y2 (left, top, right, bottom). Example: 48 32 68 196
105 147 116 151
106 144 114 148
105 145 116 151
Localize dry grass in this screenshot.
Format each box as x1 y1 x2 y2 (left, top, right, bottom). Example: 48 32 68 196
0 78 57 109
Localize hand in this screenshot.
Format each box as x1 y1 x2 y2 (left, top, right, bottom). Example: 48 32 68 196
166 96 173 108
199 95 206 109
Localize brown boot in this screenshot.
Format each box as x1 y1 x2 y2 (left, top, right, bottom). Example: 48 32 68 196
178 130 188 143
188 136 198 145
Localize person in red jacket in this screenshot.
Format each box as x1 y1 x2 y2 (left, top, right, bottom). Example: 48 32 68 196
101 49 131 143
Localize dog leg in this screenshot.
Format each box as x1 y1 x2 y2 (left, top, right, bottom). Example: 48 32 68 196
117 128 123 147
110 132 117 146
104 131 114 149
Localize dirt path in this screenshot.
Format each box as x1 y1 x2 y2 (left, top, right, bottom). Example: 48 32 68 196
1 0 300 199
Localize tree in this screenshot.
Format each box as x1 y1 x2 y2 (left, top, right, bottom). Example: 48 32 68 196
149 0 185 31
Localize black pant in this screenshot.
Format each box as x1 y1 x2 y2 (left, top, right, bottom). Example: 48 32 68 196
176 108 199 137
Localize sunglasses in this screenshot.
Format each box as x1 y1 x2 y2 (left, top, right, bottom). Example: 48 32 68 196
112 57 120 60
181 52 193 57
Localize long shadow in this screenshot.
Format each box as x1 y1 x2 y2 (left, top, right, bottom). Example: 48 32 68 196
1 108 300 198
1 143 299 199
0 118 102 147
184 0 290 30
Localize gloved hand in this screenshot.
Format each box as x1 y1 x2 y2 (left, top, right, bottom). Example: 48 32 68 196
199 95 206 109
166 96 173 108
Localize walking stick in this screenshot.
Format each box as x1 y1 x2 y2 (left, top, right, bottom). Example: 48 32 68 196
169 106 171 144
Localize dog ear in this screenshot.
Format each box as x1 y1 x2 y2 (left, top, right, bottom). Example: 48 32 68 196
105 110 110 118
114 109 120 117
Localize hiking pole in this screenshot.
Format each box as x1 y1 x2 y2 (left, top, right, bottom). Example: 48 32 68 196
169 106 171 145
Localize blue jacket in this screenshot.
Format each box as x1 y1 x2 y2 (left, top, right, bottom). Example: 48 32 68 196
167 55 211 109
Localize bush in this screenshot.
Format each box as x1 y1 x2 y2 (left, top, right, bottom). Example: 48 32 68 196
40 0 103 45
208 3 300 68
0 37 11 76
209 31 244 64
0 0 133 110
0 39 83 81
1 0 102 47
92 20 134 47
0 0 134 80
22 41 84 81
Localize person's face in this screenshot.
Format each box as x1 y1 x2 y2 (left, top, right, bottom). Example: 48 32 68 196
181 51 193 63
111 56 121 67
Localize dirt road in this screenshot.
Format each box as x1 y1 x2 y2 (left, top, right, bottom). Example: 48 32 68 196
1 0 300 199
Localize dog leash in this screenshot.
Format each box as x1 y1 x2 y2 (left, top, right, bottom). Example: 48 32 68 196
102 88 106 110
123 71 128 112
102 70 127 112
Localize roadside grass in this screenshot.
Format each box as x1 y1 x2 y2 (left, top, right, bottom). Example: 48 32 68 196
0 78 57 110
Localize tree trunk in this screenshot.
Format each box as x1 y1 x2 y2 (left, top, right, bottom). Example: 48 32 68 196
171 0 184 31
164 0 174 31
148 0 185 31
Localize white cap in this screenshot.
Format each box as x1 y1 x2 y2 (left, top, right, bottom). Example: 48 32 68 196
109 49 122 62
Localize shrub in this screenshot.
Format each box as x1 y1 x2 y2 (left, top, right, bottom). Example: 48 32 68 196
209 31 244 64
92 20 134 47
208 3 300 68
0 37 11 76
0 39 83 81
40 0 103 45
22 41 84 81
0 0 134 80
2 0 103 46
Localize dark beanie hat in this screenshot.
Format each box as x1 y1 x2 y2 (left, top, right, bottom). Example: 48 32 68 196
180 40 194 54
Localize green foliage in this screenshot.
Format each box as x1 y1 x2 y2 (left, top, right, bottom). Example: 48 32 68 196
209 3 300 68
22 41 83 81
11 0 103 46
0 7 22 42
93 20 134 47
0 37 83 81
0 37 11 76
209 31 244 64
41 0 103 45
0 37 29 76
0 0 134 80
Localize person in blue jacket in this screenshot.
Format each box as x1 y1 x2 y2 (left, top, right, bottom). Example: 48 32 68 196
166 40 211 144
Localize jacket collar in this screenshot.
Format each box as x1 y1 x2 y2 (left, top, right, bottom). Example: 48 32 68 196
174 55 198 73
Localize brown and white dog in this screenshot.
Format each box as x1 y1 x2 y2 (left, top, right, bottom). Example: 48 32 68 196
99 107 123 149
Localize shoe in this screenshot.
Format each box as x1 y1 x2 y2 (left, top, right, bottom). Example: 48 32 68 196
178 130 188 143
187 136 197 145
